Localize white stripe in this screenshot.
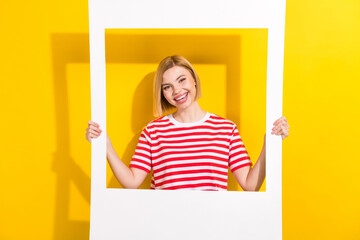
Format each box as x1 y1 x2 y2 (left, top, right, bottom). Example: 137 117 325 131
155 165 228 176
230 153 250 162
132 155 151 163
153 158 228 171
155 186 227 191
135 148 151 155
152 134 231 143
155 172 228 184
230 146 247 155
151 152 228 164
151 128 233 137
151 146 228 157
130 162 151 170
148 122 235 132
230 159 252 170
159 179 228 189
151 140 230 149
136 142 150 149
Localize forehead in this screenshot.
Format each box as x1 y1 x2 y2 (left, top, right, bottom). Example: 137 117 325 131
162 66 192 83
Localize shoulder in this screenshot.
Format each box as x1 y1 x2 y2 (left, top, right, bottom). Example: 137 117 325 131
207 113 237 128
144 115 171 131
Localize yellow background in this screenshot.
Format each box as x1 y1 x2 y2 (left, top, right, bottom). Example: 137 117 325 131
105 29 267 191
0 1 359 240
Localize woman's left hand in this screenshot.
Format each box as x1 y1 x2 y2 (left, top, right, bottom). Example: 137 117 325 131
272 116 289 140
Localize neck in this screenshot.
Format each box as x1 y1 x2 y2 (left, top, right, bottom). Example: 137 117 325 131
173 101 207 123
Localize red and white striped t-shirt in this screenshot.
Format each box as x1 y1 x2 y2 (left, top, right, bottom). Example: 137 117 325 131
129 112 252 191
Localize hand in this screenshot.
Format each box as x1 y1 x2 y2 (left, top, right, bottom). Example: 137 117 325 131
86 120 102 143
271 116 289 140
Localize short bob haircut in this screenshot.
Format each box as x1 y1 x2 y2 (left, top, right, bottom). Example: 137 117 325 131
154 55 202 117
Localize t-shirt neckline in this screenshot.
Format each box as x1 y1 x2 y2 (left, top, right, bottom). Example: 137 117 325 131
167 112 211 127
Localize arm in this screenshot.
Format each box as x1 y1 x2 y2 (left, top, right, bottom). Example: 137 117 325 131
86 121 148 189
232 116 289 191
106 135 148 189
233 136 265 191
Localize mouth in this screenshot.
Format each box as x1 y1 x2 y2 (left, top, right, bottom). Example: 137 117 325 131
174 92 189 103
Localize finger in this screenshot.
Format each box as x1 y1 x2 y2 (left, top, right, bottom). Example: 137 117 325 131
89 133 99 139
89 129 101 137
85 132 92 143
278 126 289 138
282 130 289 139
273 120 289 131
273 116 283 125
273 116 288 126
280 122 290 129
273 125 288 136
89 124 102 133
271 124 283 134
88 120 100 128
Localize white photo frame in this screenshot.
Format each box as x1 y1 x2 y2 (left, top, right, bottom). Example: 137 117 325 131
89 0 286 239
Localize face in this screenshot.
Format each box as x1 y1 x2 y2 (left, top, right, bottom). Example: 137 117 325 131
161 66 197 110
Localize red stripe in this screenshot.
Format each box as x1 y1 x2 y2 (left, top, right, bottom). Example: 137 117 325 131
230 157 251 166
151 149 228 160
147 123 173 129
230 138 243 145
150 143 229 153
135 146 151 153
130 164 151 173
156 175 228 187
152 137 230 145
152 155 228 167
131 158 151 168
231 162 252 172
133 152 151 160
162 182 227 190
152 132 232 141
153 125 234 133
137 139 149 145
230 150 249 158
209 115 226 120
230 144 246 152
154 169 228 181
152 117 167 122
206 120 232 125
154 162 228 173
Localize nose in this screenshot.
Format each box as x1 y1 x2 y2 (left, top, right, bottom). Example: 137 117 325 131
173 83 181 95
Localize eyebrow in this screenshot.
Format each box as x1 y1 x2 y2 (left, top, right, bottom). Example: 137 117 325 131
162 74 186 86
176 74 185 80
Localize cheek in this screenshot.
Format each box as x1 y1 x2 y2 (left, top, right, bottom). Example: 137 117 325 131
162 90 173 102
189 82 197 95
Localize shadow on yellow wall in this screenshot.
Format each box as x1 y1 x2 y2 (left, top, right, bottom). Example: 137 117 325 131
107 71 156 189
51 33 90 239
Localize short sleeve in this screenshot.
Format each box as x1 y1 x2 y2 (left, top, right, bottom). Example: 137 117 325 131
129 128 152 173
229 125 253 172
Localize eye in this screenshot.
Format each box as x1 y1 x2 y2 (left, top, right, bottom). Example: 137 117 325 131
179 78 185 83
163 86 170 91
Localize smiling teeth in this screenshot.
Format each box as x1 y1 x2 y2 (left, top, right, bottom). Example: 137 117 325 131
175 93 187 101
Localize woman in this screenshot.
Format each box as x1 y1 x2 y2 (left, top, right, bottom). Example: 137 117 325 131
86 55 289 191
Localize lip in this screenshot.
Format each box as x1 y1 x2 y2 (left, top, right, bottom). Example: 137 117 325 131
174 92 189 104
174 92 188 101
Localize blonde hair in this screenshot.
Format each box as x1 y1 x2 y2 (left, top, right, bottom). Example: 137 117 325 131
153 55 202 117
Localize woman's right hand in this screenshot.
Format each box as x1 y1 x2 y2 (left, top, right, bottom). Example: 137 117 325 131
86 120 102 143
